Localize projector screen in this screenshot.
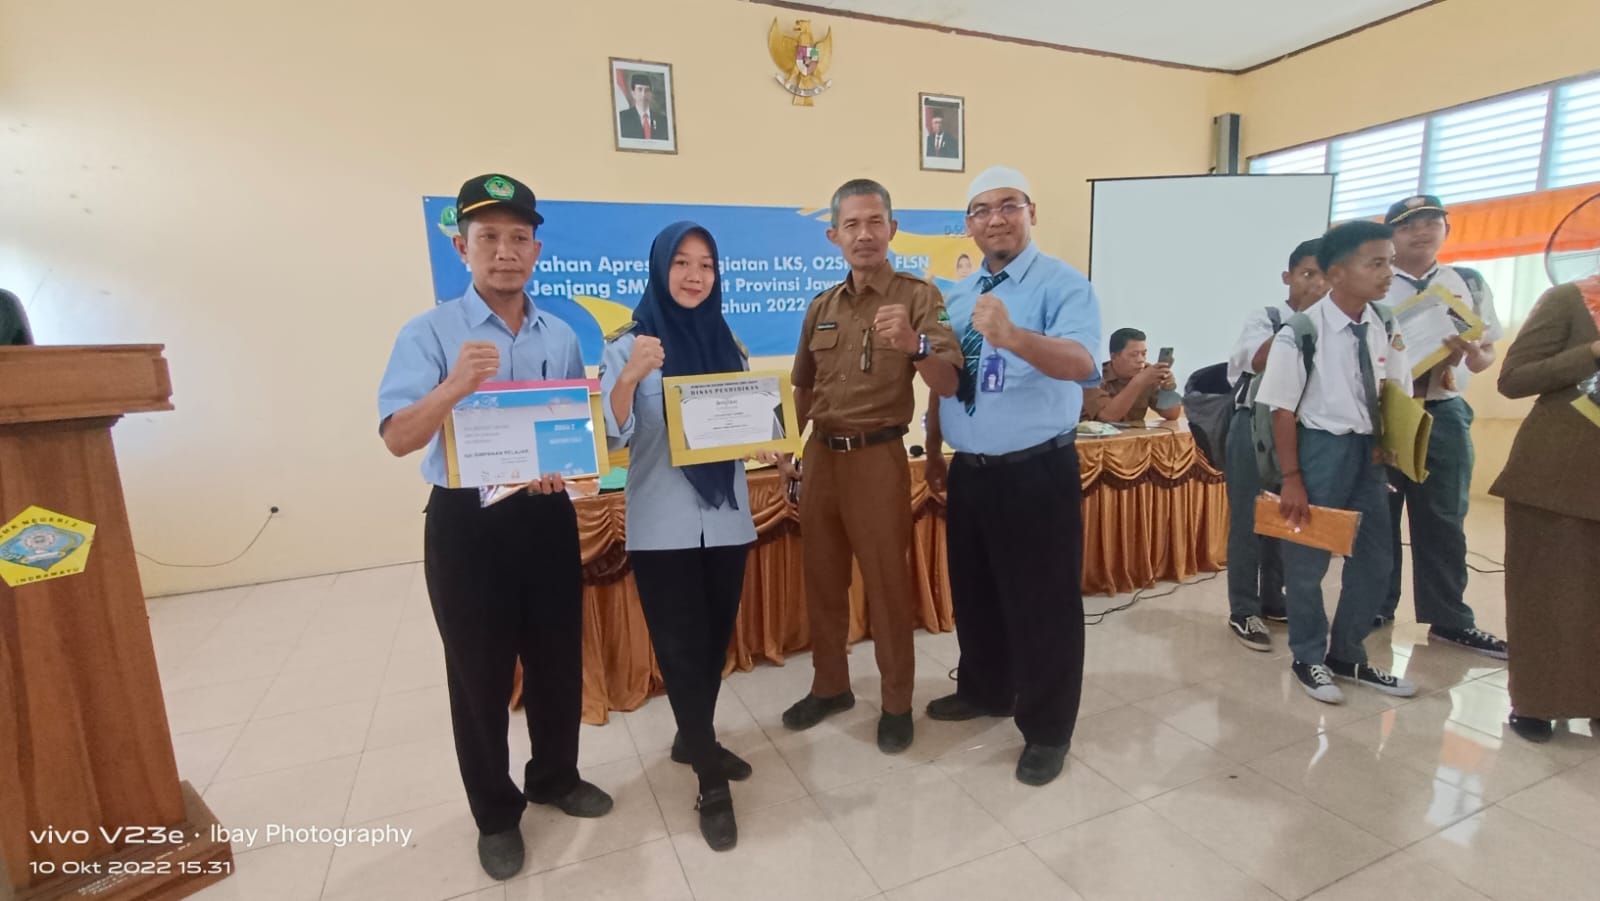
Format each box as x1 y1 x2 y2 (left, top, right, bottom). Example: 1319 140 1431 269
1088 174 1334 386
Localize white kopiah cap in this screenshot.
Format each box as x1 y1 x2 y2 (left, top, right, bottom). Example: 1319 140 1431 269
966 166 1032 207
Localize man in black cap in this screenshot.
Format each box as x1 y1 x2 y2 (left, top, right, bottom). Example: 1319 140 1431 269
1377 194 1507 659
377 174 611 881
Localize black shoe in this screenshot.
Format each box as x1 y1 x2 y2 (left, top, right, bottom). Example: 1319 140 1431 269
1508 713 1554 743
781 691 855 731
531 779 613 818
476 827 525 880
1291 660 1344 704
878 711 914 754
1372 614 1395 629
926 693 1013 721
1429 626 1508 660
1015 742 1070 786
671 738 753 782
1262 609 1289 624
1227 615 1272 652
696 785 738 852
1324 657 1417 697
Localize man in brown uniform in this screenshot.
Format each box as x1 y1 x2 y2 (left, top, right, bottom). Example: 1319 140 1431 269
779 178 962 753
1080 327 1182 423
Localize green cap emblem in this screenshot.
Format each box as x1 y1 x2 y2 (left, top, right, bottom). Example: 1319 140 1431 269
441 206 458 227
484 176 515 200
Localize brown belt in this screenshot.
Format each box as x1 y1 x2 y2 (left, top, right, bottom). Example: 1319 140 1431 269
816 425 908 452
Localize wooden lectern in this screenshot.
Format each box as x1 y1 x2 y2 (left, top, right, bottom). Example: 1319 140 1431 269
0 346 232 899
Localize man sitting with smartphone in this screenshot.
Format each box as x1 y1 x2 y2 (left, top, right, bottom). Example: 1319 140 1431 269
1081 328 1183 423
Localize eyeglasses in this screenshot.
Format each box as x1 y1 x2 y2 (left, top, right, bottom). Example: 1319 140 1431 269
965 202 1030 222
860 328 873 372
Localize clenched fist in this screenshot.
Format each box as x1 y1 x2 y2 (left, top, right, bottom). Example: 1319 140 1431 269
622 335 665 383
872 304 919 354
971 296 1018 350
446 341 500 399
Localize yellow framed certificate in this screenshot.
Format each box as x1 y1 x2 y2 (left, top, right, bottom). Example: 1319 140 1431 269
1393 284 1486 380
662 370 802 466
441 379 610 489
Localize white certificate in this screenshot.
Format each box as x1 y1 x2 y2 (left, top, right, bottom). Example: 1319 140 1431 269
1393 284 1486 379
662 371 801 466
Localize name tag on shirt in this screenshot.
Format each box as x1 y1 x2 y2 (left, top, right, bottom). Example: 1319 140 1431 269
981 352 1005 393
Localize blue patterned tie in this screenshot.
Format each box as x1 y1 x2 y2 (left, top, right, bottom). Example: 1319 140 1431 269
956 271 1009 414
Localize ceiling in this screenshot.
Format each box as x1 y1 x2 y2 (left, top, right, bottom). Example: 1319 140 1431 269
775 0 1437 71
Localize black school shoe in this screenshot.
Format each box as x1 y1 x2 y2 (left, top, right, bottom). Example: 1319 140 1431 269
696 784 738 852
529 779 613 817
782 691 855 730
1429 626 1509 660
476 827 525 880
1508 713 1554 743
670 737 753 781
1016 742 1070 786
878 711 914 753
926 692 1014 721
1324 658 1417 697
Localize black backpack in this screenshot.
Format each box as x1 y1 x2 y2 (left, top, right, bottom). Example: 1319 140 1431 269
1183 362 1234 469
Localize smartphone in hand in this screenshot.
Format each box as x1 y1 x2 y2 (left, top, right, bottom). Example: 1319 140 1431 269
1158 347 1174 366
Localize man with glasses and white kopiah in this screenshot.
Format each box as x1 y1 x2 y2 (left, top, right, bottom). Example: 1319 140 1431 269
922 166 1103 786
775 178 963 754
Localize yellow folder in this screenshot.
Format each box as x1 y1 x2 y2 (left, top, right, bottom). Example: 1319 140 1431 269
1380 381 1432 483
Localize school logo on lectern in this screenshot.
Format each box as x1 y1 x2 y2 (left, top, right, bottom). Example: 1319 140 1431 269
0 506 96 588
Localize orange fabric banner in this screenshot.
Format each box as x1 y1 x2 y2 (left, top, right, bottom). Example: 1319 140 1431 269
1438 182 1600 263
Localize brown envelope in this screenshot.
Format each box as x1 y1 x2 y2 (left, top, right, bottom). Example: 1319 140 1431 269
1254 493 1361 557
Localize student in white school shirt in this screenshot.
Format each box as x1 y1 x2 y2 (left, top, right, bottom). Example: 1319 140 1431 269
1374 195 1508 658
1256 220 1419 704
1222 238 1324 651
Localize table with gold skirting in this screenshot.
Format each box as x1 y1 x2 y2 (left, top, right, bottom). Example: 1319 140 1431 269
517 426 1227 724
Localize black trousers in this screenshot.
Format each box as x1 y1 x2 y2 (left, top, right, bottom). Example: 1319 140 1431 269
424 486 583 835
629 543 750 784
946 441 1086 747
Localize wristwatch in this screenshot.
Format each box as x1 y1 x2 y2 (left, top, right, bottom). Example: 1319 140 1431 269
910 333 930 362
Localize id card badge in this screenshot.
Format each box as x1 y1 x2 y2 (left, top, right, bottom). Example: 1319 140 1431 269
980 352 1005 393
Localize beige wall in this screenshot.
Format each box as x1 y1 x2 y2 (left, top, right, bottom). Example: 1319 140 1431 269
1216 0 1598 500
0 0 1224 595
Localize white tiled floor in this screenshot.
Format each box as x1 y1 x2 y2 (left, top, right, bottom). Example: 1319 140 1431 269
150 498 1600 900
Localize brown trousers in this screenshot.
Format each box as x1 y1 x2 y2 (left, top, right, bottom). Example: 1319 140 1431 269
799 435 916 714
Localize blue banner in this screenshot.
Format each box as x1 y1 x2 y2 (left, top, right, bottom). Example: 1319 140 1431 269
422 198 980 363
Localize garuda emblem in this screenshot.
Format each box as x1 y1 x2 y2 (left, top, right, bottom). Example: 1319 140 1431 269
768 18 833 106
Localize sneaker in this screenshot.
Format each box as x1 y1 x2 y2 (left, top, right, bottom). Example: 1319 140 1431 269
1429 626 1508 660
1015 742 1070 786
1262 609 1289 624
476 827 525 880
1291 660 1344 704
1508 713 1554 744
670 737 753 781
1325 658 1417 697
781 691 855 731
926 693 1013 721
877 711 914 754
1227 615 1272 652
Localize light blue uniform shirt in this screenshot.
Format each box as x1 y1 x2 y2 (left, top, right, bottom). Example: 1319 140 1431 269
378 285 585 487
937 241 1103 455
600 331 758 552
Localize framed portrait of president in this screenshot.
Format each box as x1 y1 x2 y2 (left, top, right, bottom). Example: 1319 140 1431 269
611 58 677 154
919 93 964 172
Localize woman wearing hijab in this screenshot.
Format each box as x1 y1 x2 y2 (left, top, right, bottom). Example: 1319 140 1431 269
600 222 755 850
1489 275 1600 743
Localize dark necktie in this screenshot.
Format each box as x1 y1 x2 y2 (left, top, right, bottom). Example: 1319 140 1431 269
1352 321 1383 441
1401 272 1431 293
956 271 1008 413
